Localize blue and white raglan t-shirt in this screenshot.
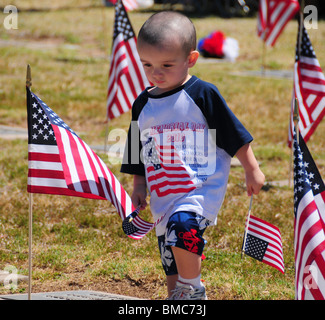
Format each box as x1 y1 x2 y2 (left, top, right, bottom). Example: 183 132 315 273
121 76 253 236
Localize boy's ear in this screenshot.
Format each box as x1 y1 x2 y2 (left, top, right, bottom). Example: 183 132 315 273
188 50 199 67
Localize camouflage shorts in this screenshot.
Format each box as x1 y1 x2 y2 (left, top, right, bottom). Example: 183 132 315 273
157 211 211 276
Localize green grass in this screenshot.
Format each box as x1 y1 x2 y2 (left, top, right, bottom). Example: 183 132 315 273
0 1 325 299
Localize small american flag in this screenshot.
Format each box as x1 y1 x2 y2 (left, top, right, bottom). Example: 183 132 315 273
293 131 325 300
242 215 285 274
106 0 149 120
144 137 196 197
27 87 155 239
257 0 299 47
288 21 325 147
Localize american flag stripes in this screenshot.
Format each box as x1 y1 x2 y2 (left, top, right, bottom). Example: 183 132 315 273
122 0 138 11
27 87 154 239
293 131 325 300
105 0 138 12
242 215 285 273
257 0 267 40
257 0 300 47
288 21 325 147
106 1 149 120
144 137 196 197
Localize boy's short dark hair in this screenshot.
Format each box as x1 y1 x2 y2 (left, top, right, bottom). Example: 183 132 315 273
138 11 197 55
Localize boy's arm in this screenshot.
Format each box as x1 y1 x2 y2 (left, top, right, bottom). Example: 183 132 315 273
131 174 148 210
235 143 265 196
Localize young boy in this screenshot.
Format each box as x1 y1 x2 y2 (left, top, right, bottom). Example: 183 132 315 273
121 11 265 300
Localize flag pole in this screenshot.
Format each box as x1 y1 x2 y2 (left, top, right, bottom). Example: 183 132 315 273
293 98 299 144
104 119 109 153
261 41 266 76
298 0 304 60
289 99 299 186
26 64 33 300
104 0 120 154
102 1 110 155
28 194 33 300
241 194 253 259
289 2 304 186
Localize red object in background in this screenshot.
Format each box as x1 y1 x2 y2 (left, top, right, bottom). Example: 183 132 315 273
198 31 225 58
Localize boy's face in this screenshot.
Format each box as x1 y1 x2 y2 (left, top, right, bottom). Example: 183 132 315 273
137 39 198 95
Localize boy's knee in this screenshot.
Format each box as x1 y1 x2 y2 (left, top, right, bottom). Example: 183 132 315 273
165 211 207 256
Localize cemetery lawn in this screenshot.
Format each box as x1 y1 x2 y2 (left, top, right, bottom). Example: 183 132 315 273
0 1 325 299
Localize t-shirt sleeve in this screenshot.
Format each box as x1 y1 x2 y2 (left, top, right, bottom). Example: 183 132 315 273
190 81 253 157
120 94 146 176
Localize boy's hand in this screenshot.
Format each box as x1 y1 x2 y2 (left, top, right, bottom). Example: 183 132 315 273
132 175 148 210
235 143 265 196
245 167 265 196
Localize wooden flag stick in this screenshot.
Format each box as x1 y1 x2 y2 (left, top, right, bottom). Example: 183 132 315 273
288 99 299 189
26 64 32 88
293 98 299 143
26 64 33 300
241 194 253 259
294 0 305 142
261 41 266 76
104 119 109 154
289 99 299 186
28 193 33 300
298 0 304 61
288 3 304 186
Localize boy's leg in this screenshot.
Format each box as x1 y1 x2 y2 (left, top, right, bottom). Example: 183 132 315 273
158 235 179 297
167 246 203 298
166 274 178 297
171 246 201 279
164 212 210 298
159 235 203 297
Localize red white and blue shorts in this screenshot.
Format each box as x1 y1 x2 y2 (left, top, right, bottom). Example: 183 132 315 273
158 211 211 276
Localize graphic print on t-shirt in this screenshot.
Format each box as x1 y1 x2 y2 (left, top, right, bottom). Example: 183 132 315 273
143 137 196 197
